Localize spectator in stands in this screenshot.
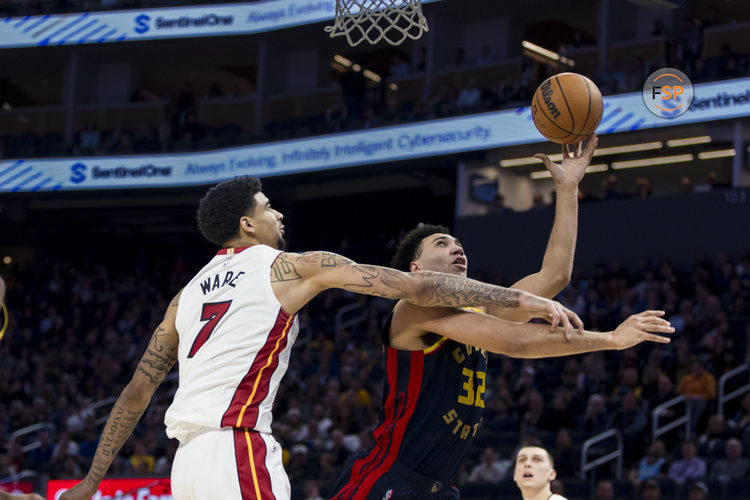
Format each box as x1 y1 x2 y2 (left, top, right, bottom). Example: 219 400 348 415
28 430 54 474
456 77 482 111
551 428 577 479
611 391 648 461
601 174 622 199
698 414 728 459
476 45 494 65
729 392 750 429
51 430 78 465
667 441 706 484
677 358 716 430
128 440 154 474
303 479 324 500
581 394 608 434
639 478 661 500
676 16 702 74
702 6 721 28
595 479 615 500
709 438 749 483
78 122 101 153
389 55 410 77
681 177 694 194
630 440 668 484
636 177 652 198
687 480 709 500
468 447 511 483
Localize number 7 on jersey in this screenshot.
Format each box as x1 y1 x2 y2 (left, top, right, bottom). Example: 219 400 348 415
188 300 232 358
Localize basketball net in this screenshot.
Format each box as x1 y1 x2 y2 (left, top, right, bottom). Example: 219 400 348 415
325 0 428 47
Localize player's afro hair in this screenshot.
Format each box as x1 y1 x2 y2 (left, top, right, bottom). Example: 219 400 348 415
391 224 451 272
197 176 262 246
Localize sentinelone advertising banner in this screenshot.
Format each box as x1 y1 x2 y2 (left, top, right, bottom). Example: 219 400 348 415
0 0 439 48
0 76 748 193
47 478 171 499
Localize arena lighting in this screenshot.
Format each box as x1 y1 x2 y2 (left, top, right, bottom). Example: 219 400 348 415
2 256 11 264
666 136 712 147
593 141 663 156
352 64 362 72
521 40 575 67
500 153 563 167
389 83 399 91
500 142 662 167
530 164 608 179
611 154 693 169
363 70 382 83
333 54 352 67
698 149 736 159
1 102 10 111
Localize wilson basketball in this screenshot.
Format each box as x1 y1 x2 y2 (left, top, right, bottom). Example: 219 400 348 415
532 72 603 145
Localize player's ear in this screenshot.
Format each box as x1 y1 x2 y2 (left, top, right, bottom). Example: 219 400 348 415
550 468 557 481
240 216 255 235
409 261 421 272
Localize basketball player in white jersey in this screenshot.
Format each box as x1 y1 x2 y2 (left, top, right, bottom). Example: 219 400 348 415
514 446 567 500
61 177 583 500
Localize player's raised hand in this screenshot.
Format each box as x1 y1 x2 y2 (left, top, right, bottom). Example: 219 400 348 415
610 310 674 350
534 133 598 187
519 294 584 340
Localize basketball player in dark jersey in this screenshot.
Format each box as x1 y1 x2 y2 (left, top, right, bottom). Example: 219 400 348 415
329 136 674 500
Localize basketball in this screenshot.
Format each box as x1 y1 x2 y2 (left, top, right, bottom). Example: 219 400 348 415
531 72 603 145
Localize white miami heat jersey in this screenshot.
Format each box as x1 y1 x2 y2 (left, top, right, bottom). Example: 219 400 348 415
165 244 299 442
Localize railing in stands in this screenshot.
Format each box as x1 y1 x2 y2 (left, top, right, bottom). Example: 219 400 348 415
10 423 55 454
718 363 750 419
91 396 118 426
652 395 691 441
580 429 623 479
334 299 368 342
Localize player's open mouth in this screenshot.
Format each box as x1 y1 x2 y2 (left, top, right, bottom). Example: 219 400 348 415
453 257 466 267
523 473 533 478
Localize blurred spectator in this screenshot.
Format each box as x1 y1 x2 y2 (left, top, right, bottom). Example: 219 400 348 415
468 447 510 483
551 428 577 479
129 440 155 474
708 438 749 483
303 478 324 500
676 358 716 429
681 177 694 194
667 441 706 484
688 480 709 500
390 55 410 77
28 430 55 474
476 45 494 65
602 174 621 199
595 479 615 500
456 77 481 110
630 440 668 483
635 177 652 198
581 394 608 434
639 478 661 500
702 6 721 28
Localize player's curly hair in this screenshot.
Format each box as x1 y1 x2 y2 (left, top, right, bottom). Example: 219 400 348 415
390 224 451 272
197 176 262 246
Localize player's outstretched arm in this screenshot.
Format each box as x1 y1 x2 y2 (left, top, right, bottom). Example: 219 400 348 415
489 135 598 322
399 306 672 357
60 291 182 500
271 251 581 329
0 492 44 500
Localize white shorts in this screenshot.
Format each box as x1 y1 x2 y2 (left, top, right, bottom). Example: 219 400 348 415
171 428 290 500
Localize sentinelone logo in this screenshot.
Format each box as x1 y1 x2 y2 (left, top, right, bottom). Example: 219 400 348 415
69 163 172 184
134 13 233 34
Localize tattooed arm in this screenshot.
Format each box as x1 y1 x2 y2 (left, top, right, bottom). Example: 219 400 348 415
270 252 582 331
60 291 182 500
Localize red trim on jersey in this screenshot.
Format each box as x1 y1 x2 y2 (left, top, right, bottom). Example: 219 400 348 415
217 246 252 255
352 351 424 499
331 350 400 500
221 308 293 428
233 429 276 500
